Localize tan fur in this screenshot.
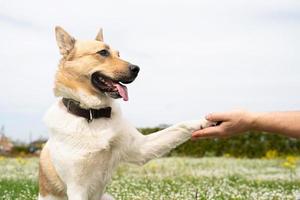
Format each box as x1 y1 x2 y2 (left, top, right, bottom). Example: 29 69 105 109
39 145 66 197
53 28 130 105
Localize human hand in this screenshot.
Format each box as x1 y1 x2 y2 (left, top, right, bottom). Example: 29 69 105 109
192 110 256 139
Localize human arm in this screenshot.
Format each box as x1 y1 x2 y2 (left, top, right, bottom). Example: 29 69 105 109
192 110 300 139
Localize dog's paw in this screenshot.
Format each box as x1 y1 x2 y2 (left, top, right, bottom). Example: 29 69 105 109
179 119 216 132
200 119 217 129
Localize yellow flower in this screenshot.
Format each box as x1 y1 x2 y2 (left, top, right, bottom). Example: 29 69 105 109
224 153 231 158
16 157 27 165
281 155 297 170
282 161 295 169
265 150 278 159
286 156 297 165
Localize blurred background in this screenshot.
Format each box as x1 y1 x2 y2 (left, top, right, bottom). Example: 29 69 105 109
0 0 299 143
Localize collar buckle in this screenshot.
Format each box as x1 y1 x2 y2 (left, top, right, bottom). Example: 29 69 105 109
88 109 93 123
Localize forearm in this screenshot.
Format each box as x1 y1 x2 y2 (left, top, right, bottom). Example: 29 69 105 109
251 111 300 138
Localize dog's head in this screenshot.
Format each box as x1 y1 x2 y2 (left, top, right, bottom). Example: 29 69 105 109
53 26 139 108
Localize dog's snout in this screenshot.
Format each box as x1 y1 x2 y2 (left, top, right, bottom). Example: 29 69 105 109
118 64 140 84
129 65 140 75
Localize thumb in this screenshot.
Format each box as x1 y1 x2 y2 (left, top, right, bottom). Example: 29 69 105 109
206 112 229 122
192 126 222 138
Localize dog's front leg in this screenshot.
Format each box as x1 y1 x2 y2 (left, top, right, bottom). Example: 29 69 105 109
126 119 214 165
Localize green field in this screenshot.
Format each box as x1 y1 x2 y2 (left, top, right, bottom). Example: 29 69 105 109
0 157 299 200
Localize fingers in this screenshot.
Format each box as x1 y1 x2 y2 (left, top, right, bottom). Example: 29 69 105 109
206 112 230 122
192 126 224 139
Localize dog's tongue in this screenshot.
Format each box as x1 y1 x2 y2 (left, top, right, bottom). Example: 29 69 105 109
114 83 128 101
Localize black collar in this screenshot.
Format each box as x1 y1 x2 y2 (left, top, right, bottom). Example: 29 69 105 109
62 98 111 122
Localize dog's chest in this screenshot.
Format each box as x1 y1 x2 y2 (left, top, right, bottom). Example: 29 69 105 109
45 101 127 190
48 136 122 193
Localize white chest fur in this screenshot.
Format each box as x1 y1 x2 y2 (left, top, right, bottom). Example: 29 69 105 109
44 100 131 197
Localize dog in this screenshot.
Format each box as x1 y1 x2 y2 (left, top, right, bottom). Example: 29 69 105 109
38 26 213 200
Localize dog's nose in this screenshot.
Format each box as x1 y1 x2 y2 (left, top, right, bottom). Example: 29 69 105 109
129 65 140 75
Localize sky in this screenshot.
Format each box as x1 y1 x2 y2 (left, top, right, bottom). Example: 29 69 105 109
0 0 299 142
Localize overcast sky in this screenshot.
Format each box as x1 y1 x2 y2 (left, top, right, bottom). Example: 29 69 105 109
0 0 299 142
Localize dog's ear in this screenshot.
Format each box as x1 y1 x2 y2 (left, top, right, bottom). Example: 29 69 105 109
95 28 104 42
55 26 75 57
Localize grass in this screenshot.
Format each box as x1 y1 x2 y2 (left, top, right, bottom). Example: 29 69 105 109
0 157 299 199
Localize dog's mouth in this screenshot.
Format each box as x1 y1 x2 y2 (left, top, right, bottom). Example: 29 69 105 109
91 72 129 101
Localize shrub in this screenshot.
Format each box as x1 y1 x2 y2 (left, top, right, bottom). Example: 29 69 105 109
139 128 300 158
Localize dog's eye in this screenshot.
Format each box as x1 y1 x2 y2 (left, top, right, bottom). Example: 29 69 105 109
97 49 110 57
